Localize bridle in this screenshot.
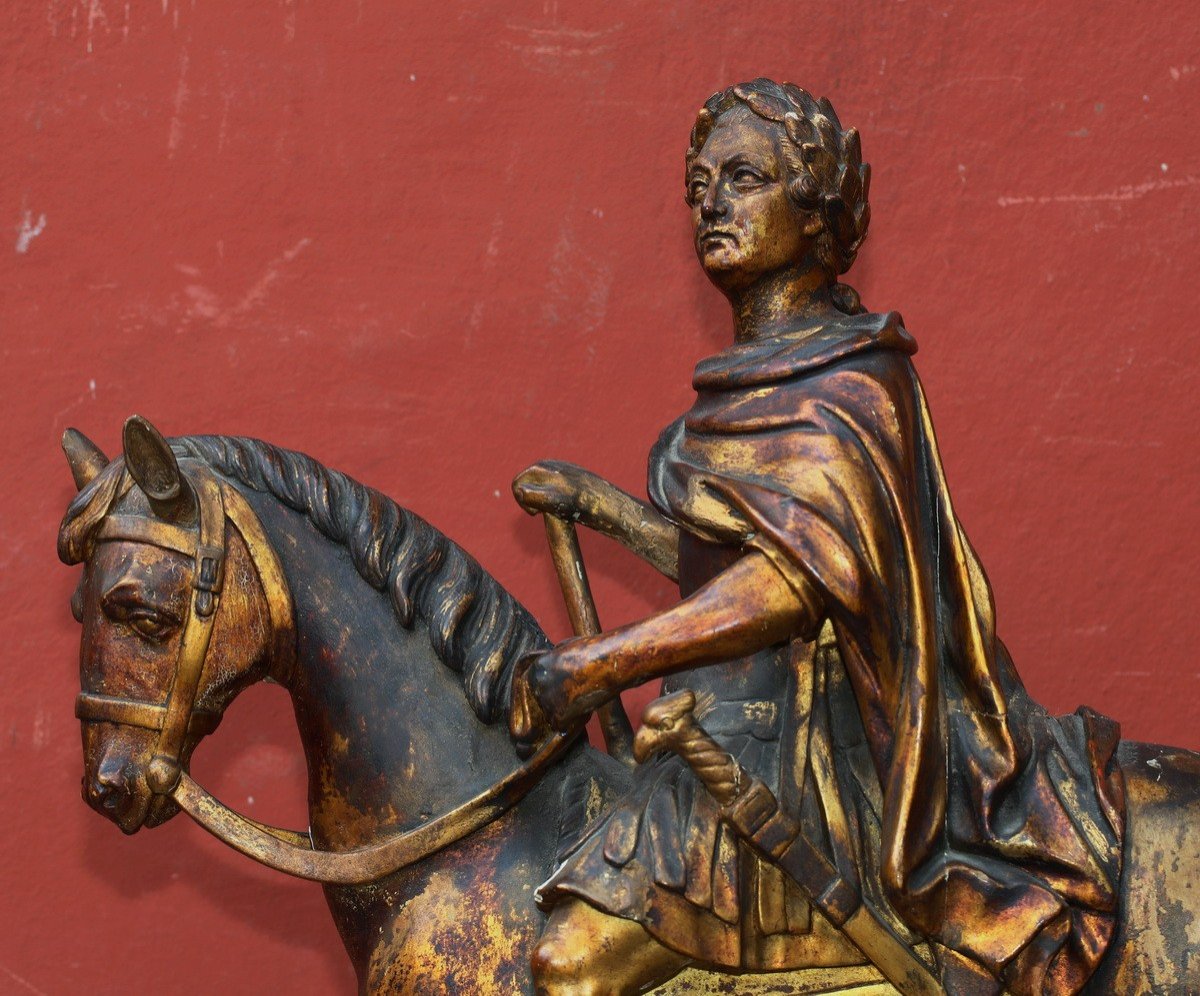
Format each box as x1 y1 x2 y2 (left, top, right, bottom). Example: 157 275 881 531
75 461 576 885
76 465 279 793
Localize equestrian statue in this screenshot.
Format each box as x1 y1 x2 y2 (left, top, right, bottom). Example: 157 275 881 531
59 80 1200 994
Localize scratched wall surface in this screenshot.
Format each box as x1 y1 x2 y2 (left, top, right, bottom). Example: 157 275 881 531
2 1 1199 992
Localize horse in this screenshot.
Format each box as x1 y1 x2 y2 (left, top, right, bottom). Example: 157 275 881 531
58 417 1200 994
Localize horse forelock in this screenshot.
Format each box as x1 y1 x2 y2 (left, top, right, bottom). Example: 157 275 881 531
58 459 129 565
166 435 550 725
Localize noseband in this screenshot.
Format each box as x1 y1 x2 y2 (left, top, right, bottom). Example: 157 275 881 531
75 460 577 885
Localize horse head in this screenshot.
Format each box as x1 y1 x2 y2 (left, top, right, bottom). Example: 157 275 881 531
58 416 293 835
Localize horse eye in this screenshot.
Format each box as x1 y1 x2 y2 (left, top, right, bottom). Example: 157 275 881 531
128 612 174 642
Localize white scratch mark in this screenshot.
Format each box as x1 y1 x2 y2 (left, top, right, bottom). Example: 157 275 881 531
997 174 1199 207
0 961 47 995
485 214 504 258
542 219 611 332
88 378 96 398
31 711 48 750
1041 433 1164 449
85 0 108 53
217 90 232 153
468 300 485 334
218 237 312 324
500 21 623 77
15 211 47 254
282 0 296 42
167 46 190 156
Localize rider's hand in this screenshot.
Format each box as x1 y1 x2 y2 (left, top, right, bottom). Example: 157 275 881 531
509 650 551 757
521 637 612 732
508 639 598 755
511 461 584 520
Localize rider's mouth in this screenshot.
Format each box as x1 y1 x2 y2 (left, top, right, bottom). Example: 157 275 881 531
699 229 737 247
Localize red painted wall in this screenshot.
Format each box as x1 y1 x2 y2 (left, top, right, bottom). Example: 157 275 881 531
3 2 1198 991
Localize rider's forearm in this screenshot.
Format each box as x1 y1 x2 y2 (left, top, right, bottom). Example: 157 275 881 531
551 551 821 719
572 474 680 580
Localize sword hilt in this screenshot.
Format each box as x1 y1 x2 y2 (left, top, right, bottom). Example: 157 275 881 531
634 689 750 806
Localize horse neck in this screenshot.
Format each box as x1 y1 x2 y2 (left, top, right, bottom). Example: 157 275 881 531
251 496 526 849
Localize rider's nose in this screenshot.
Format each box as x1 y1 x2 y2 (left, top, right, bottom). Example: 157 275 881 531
700 186 727 221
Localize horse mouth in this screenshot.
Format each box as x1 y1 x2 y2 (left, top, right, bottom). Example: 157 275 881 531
85 778 156 834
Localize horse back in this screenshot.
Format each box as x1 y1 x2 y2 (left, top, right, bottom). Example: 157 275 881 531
1086 740 1200 993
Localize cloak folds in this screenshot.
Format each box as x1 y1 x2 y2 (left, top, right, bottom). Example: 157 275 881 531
647 311 1125 995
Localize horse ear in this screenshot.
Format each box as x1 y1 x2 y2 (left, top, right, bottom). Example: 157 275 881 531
62 428 109 490
123 415 190 517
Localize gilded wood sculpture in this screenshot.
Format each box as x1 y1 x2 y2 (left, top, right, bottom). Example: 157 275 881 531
60 80 1200 994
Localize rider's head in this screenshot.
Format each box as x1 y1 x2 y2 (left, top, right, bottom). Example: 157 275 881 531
684 79 870 311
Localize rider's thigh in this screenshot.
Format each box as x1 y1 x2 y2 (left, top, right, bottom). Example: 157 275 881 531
532 898 689 996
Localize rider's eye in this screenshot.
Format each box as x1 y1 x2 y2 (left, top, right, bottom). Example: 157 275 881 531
688 180 707 204
733 167 762 187
127 612 174 642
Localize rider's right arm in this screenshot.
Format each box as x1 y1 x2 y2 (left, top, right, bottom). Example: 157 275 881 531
512 460 679 580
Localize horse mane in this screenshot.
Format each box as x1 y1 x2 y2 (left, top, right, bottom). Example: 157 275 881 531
61 435 550 725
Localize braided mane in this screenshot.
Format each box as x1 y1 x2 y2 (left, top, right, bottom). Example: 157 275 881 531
61 435 550 724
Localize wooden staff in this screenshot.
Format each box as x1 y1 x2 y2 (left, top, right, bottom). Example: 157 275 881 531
542 514 635 766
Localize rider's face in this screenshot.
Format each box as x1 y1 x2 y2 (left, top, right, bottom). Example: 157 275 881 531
688 111 816 293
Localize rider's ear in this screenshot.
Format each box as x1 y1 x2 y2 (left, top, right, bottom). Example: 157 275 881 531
62 428 108 490
122 415 194 521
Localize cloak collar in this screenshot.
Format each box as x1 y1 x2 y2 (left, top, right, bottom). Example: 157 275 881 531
692 310 917 390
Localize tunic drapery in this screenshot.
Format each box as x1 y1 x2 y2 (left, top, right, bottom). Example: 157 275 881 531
645 310 1124 994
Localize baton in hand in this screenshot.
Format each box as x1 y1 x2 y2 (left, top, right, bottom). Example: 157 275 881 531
541 515 635 766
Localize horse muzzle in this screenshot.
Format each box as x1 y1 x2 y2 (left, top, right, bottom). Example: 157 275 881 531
83 743 166 834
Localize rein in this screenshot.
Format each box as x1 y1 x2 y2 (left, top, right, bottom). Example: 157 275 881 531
76 463 575 885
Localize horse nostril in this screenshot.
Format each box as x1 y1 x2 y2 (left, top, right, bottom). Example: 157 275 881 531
88 772 127 811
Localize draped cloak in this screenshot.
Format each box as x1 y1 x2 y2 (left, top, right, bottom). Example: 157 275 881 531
644 311 1125 995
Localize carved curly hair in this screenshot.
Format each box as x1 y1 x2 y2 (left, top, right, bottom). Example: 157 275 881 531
686 79 870 314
